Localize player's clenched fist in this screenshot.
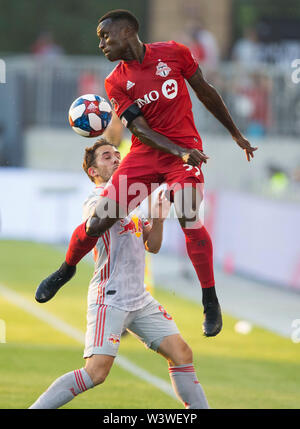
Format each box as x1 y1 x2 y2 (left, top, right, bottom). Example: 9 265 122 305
181 148 209 166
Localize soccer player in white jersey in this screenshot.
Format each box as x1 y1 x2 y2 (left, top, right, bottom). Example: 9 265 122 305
31 139 209 409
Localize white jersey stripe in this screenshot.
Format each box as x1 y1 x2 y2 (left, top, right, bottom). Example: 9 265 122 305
93 305 100 346
96 272 101 305
95 305 102 347
97 305 105 347
95 230 111 305
100 280 106 305
97 304 107 347
94 304 104 347
99 232 109 306
84 187 152 311
101 305 108 346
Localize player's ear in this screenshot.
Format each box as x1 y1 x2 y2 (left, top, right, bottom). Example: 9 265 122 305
121 22 134 39
88 166 97 179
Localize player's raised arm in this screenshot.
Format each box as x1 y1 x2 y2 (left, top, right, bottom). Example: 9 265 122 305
143 190 171 254
187 67 258 162
129 115 209 166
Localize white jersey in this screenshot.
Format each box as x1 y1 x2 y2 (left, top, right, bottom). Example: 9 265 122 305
83 185 153 311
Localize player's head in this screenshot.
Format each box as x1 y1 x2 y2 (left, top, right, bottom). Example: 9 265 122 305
83 139 121 184
97 9 140 61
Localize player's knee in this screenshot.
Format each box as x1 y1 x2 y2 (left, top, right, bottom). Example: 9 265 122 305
170 339 193 366
91 371 109 386
85 365 110 386
160 335 193 366
84 355 113 386
178 341 193 365
85 216 102 237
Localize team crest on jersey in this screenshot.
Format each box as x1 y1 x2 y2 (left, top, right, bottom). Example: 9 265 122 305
110 98 119 112
156 61 171 77
119 215 143 237
108 334 120 346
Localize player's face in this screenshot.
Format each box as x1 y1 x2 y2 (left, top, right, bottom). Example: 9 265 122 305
97 19 128 61
90 145 121 183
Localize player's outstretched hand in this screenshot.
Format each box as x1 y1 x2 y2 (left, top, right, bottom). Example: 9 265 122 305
233 134 258 162
153 190 171 221
181 148 209 166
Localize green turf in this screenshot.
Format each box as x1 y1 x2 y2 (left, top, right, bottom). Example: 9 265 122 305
0 240 300 409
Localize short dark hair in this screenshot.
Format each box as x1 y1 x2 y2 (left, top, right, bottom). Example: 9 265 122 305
83 138 116 183
98 9 139 32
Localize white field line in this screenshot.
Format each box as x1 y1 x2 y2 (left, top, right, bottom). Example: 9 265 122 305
0 283 177 401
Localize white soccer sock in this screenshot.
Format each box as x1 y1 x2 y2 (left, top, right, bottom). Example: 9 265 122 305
168 364 209 409
29 368 94 409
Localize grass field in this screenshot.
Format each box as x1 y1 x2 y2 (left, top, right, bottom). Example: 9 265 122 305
0 240 299 409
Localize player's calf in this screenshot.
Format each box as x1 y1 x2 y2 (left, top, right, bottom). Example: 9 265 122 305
29 368 94 409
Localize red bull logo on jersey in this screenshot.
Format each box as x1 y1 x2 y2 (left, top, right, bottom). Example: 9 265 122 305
119 215 143 238
108 334 121 346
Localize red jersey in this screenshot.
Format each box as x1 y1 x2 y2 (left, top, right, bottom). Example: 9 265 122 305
105 41 202 152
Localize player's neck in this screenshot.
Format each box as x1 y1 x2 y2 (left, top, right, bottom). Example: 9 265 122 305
123 39 145 63
95 180 106 188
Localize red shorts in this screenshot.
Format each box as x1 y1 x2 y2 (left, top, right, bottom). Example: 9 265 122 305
102 149 204 213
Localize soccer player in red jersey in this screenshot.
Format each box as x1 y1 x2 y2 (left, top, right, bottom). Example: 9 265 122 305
36 9 257 337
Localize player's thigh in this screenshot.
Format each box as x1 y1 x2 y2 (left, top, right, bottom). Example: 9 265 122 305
108 151 161 215
157 334 193 366
84 304 129 361
174 182 204 228
127 298 179 352
164 160 204 224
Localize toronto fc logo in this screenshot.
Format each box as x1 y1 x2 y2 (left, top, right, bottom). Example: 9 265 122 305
156 61 171 77
110 98 119 112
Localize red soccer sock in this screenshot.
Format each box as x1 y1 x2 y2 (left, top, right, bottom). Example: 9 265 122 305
182 225 215 289
65 222 98 266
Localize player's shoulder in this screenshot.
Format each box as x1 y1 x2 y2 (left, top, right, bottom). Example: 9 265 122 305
105 62 124 84
148 40 187 56
83 186 103 206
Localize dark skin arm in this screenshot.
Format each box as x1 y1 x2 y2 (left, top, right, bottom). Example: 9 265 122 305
128 67 257 164
187 67 258 162
128 115 209 167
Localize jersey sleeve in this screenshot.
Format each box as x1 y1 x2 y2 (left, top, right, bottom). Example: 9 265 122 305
105 77 135 119
175 42 199 80
82 195 99 221
143 218 151 228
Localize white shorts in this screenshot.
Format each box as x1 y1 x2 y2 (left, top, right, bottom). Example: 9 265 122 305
83 296 179 358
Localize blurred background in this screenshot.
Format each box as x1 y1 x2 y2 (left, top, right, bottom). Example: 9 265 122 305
1 0 300 340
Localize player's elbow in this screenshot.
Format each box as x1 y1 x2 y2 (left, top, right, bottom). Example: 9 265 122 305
149 247 160 254
129 119 154 144
145 241 161 254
